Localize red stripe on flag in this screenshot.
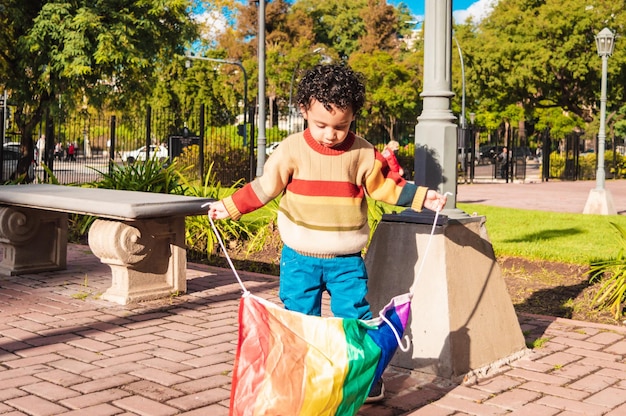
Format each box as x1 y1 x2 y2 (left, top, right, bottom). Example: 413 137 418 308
229 295 271 415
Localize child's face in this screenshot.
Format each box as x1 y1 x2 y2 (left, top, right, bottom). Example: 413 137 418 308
300 99 355 148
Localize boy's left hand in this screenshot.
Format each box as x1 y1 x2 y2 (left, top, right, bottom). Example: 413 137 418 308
424 190 447 212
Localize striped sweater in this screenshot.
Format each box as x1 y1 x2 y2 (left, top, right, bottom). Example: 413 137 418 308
222 129 429 257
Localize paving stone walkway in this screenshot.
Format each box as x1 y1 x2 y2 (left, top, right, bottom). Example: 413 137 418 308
1 241 626 415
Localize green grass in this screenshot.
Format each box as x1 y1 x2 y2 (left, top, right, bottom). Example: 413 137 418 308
458 203 626 265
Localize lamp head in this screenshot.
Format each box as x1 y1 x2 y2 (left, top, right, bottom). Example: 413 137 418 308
595 27 615 57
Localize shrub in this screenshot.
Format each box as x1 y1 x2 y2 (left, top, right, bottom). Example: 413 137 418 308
589 222 626 319
578 153 596 180
549 151 565 178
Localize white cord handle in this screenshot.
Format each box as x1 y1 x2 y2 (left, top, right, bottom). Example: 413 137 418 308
202 202 249 295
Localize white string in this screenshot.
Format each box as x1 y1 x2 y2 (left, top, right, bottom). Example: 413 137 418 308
202 202 249 295
377 192 452 351
414 192 452 282
203 193 451 350
380 311 411 352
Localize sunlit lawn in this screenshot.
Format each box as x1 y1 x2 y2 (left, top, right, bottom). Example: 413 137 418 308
457 203 626 265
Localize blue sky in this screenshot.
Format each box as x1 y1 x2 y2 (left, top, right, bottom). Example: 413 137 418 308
395 0 477 16
388 0 496 23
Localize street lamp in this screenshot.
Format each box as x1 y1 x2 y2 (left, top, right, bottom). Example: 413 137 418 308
583 27 616 215
185 54 248 145
185 53 250 180
453 36 466 129
469 112 476 182
287 48 323 134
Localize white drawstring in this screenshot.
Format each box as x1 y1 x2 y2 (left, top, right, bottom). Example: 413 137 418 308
202 202 249 295
379 307 411 352
203 192 451 351
378 194 451 352
414 193 451 284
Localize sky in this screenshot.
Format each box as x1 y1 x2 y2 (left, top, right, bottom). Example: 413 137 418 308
197 0 499 46
389 0 498 23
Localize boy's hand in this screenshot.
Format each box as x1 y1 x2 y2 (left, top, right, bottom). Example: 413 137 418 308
423 190 447 212
208 201 230 220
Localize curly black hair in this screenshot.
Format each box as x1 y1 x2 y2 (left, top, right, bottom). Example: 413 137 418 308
296 64 365 114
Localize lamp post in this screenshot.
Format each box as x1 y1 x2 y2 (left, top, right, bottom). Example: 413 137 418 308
256 0 266 177
453 35 468 183
287 48 323 134
185 54 250 180
453 36 466 129
469 112 476 182
583 27 616 215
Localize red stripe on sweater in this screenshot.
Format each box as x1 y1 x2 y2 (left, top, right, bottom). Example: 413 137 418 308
287 179 364 198
232 183 265 214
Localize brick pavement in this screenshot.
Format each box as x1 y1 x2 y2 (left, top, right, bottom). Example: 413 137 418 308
2 239 626 415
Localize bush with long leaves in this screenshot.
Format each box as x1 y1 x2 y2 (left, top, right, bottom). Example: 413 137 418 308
87 157 188 194
63 157 190 242
589 222 626 319
178 162 253 256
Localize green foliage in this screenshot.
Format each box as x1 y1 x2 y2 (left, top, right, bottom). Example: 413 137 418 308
533 107 584 141
588 223 626 319
65 157 191 244
178 162 251 256
292 0 368 59
549 151 565 179
464 0 626 121
87 158 188 194
365 197 403 252
169 125 262 186
242 199 281 255
578 154 596 180
607 151 626 179
350 51 421 142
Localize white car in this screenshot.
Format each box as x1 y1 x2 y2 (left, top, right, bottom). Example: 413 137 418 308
121 145 169 163
2 143 35 182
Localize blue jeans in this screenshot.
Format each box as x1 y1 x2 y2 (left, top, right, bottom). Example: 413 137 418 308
279 245 372 320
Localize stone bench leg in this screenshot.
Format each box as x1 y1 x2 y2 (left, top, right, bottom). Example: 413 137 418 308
0 206 67 276
88 217 187 305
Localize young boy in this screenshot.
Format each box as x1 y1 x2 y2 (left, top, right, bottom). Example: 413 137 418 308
208 63 447 402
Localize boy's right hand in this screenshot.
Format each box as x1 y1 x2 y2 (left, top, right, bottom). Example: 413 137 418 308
208 201 230 220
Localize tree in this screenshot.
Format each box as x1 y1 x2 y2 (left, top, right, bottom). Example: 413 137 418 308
464 0 626 123
292 0 368 59
0 0 197 179
358 0 398 53
350 51 421 142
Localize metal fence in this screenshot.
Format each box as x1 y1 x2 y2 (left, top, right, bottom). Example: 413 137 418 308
2 105 422 186
10 104 619 186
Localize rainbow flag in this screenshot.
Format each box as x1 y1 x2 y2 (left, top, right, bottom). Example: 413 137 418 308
229 292 411 416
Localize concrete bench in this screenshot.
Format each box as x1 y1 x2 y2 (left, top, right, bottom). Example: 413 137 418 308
0 184 213 304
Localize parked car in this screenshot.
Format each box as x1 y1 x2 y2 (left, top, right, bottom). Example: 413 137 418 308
2 143 35 182
121 145 169 163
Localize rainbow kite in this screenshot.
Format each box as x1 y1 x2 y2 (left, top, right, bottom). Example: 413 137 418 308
229 292 411 416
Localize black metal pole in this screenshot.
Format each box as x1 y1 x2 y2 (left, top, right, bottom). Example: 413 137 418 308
145 106 151 160
109 115 116 175
199 103 205 180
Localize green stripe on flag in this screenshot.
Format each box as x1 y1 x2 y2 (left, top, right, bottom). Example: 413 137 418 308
336 319 381 415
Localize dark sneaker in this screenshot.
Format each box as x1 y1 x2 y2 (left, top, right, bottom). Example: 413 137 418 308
365 378 385 403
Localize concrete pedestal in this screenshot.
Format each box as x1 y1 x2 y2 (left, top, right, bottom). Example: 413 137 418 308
583 188 616 215
0 206 67 276
365 213 527 379
88 217 187 304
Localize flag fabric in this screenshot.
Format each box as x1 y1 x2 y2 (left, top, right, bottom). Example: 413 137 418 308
229 292 412 416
